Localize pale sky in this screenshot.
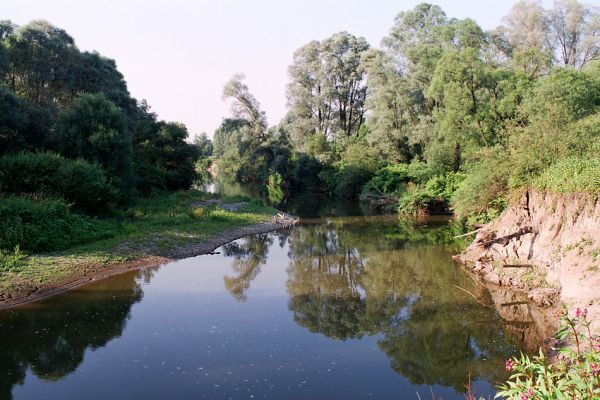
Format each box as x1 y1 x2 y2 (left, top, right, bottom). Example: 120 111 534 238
3 0 574 139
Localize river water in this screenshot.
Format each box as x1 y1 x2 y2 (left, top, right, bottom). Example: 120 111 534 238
0 194 541 400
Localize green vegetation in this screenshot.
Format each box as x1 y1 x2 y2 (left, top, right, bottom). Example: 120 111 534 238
0 190 276 296
0 152 118 214
532 157 600 194
498 308 600 399
209 1 600 223
0 196 118 252
0 19 219 257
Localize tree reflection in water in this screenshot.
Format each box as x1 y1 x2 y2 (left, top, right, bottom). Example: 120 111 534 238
222 233 273 301
0 270 146 400
284 217 516 392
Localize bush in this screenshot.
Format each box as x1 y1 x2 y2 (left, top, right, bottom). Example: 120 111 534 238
290 153 323 192
334 165 375 198
0 151 119 214
362 162 433 196
532 157 600 194
266 171 285 204
317 141 384 198
498 307 600 399
0 196 119 252
452 147 510 218
398 172 465 215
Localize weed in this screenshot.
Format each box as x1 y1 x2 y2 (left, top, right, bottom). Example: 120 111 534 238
0 245 26 272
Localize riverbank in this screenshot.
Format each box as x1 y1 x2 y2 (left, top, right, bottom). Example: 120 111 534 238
455 189 600 332
0 190 297 310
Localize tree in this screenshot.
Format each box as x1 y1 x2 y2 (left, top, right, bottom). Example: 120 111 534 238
55 93 133 200
212 118 248 159
382 3 450 88
502 0 553 76
4 20 78 107
547 0 600 69
222 73 267 145
286 32 369 145
286 40 331 148
0 23 10 80
193 132 213 158
0 85 27 154
362 49 422 162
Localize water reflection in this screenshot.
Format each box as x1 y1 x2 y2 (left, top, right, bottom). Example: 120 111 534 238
0 215 555 400
0 271 145 400
222 233 273 301
282 218 515 391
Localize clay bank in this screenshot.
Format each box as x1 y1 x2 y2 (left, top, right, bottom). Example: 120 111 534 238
455 189 600 332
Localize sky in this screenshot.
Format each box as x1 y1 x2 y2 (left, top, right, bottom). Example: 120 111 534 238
2 0 570 139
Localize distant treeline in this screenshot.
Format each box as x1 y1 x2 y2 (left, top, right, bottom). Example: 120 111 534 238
213 1 600 224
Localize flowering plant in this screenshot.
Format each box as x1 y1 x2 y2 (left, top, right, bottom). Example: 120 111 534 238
496 307 600 399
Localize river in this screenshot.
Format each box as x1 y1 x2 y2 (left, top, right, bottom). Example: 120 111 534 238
0 191 546 400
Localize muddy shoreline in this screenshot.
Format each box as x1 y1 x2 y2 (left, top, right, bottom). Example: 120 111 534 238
0 213 298 311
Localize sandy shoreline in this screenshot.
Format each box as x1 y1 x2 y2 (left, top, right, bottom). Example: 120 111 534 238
0 213 298 311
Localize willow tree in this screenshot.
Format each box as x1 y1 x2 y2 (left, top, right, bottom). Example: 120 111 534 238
286 32 369 148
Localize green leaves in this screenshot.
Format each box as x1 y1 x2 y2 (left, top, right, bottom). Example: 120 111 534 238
497 308 600 399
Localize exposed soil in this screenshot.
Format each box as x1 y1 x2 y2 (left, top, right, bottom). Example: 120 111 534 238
455 189 600 333
0 212 298 310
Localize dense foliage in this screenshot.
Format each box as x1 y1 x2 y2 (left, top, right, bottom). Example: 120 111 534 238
0 19 210 252
212 1 600 221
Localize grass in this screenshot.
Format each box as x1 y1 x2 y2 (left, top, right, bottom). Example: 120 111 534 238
0 190 278 297
532 157 600 194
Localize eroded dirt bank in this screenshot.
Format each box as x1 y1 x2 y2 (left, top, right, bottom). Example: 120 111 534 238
455 190 600 331
0 213 298 310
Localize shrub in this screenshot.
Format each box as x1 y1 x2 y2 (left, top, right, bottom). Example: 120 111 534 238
318 141 384 198
398 172 465 215
498 307 600 399
0 196 119 252
334 164 375 198
266 172 285 204
532 157 600 194
362 162 433 196
0 245 26 272
0 151 119 214
452 148 510 218
290 153 322 192
189 206 206 219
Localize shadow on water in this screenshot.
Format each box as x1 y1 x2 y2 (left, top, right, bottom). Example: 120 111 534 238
0 190 557 399
0 269 150 400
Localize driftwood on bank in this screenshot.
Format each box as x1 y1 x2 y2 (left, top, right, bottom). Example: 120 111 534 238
477 226 534 248
453 227 484 239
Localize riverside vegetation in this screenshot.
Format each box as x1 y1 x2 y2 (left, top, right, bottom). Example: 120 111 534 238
1 0 600 398
0 20 277 300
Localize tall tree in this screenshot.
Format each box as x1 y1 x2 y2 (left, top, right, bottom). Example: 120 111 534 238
362 49 422 162
547 0 600 69
502 0 553 77
4 20 78 107
222 73 268 145
286 32 369 146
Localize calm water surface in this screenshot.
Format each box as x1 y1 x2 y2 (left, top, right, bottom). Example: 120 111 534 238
0 203 533 400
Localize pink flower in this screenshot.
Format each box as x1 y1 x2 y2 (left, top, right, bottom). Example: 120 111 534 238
576 308 582 318
520 388 534 400
591 363 599 376
505 359 515 371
